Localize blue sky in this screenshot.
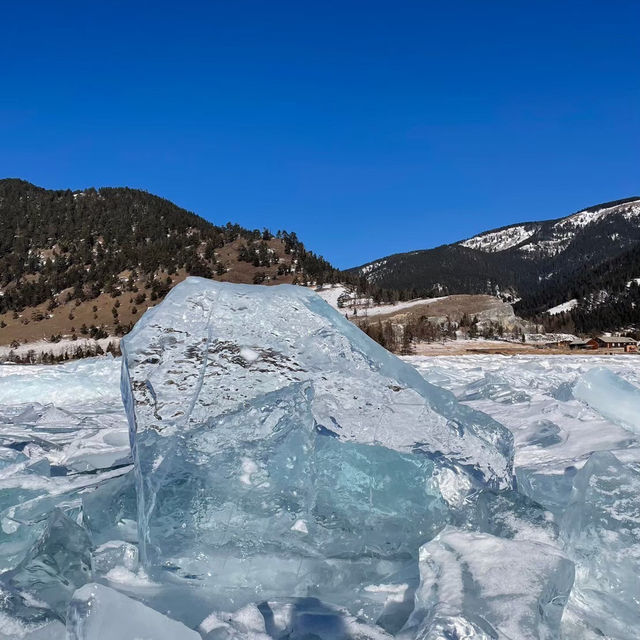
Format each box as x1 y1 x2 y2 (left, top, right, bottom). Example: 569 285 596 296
1 1 638 268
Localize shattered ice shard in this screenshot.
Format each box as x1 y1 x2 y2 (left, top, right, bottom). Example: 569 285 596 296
91 539 139 575
403 527 574 640
560 451 640 638
82 470 138 544
448 488 558 545
120 278 513 614
66 583 200 640
1 508 91 620
515 465 578 517
573 367 640 433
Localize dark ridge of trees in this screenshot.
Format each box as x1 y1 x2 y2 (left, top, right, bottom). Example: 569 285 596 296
0 180 339 314
516 243 640 334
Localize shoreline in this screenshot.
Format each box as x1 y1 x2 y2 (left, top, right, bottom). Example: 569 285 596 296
1 335 637 364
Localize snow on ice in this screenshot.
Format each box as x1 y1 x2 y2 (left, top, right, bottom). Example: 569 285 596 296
0 278 638 638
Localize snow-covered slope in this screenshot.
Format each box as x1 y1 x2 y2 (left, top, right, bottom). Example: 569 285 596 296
546 299 578 315
459 198 640 257
460 224 539 252
314 285 446 317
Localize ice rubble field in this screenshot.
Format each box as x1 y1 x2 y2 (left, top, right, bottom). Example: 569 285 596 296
0 278 639 639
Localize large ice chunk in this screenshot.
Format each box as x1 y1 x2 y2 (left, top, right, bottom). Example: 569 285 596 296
449 488 558 545
120 280 513 615
66 583 200 639
573 367 640 433
122 278 513 488
198 603 270 639
123 378 446 618
402 527 574 640
515 464 577 516
560 451 640 637
198 598 395 639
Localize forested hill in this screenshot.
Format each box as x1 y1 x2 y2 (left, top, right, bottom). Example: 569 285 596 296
0 179 336 345
516 242 640 334
351 197 640 333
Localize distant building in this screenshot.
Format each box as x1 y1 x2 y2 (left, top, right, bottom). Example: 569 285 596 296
587 336 638 353
569 339 591 350
545 338 573 348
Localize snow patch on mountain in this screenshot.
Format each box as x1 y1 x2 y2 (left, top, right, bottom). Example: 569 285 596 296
314 285 350 309
459 198 640 258
460 225 537 252
358 258 388 280
314 285 446 316
546 299 578 315
555 199 640 230
519 237 572 256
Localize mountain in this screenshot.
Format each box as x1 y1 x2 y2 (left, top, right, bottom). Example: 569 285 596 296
0 179 337 346
351 197 640 332
516 241 640 333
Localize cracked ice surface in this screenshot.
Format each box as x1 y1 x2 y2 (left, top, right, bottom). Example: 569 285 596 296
410 353 640 637
0 357 132 636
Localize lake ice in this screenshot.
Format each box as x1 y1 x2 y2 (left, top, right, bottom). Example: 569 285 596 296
0 278 639 639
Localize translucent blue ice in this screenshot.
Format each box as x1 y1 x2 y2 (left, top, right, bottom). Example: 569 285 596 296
67 583 200 640
560 451 640 637
120 278 515 620
402 527 574 640
1 508 91 620
573 366 640 434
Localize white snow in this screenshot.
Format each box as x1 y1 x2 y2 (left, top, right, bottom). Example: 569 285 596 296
290 519 309 534
460 225 537 252
358 258 388 277
461 199 640 258
555 199 640 230
239 347 260 362
523 332 578 343
357 296 447 317
314 285 446 317
519 236 572 256
0 337 119 361
314 284 350 309
545 299 578 315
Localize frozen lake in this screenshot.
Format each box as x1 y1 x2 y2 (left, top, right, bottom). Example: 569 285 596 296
1 350 639 638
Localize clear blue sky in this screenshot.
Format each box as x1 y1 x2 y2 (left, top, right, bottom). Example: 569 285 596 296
1 1 638 268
